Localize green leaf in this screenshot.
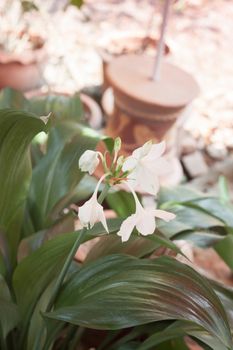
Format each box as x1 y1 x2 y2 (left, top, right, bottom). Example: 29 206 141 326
45 255 232 348
158 205 223 238
0 88 28 109
106 190 136 217
0 108 48 263
70 0 83 8
85 235 161 263
187 198 233 228
26 281 64 350
0 88 84 124
158 186 203 204
114 342 140 350
18 212 75 261
0 251 5 277
175 228 226 248
13 220 122 330
0 275 19 339
28 93 84 124
138 320 227 350
214 235 233 271
21 1 39 12
102 136 115 154
218 176 230 204
210 280 233 329
25 123 100 233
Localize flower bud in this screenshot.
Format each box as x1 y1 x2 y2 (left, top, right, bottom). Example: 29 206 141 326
114 137 122 154
79 150 99 175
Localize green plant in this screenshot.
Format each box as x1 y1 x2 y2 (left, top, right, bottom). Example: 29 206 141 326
0 106 233 350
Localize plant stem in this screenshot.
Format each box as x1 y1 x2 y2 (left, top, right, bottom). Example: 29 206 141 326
98 183 110 205
152 0 171 81
41 182 110 349
46 183 109 312
45 227 87 313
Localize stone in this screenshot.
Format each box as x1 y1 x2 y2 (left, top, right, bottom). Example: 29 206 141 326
182 151 209 178
180 134 197 155
206 142 228 160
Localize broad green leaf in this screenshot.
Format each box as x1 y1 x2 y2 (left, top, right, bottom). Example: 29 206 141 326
138 320 227 350
46 255 232 348
175 228 226 248
26 280 64 350
25 123 100 233
28 93 84 124
210 280 233 328
158 205 223 238
13 219 122 330
158 186 203 204
106 190 136 217
0 88 84 124
187 198 233 228
0 275 19 339
85 235 161 262
18 212 75 261
0 88 28 109
218 176 230 204
70 174 98 204
0 108 48 263
214 235 233 271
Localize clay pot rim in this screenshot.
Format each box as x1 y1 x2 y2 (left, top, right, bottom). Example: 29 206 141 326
0 44 46 65
107 54 199 109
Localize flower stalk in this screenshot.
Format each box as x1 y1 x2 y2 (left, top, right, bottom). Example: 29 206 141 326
45 227 87 313
45 183 111 313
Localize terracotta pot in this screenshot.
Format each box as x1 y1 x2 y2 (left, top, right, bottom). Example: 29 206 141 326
0 45 47 92
105 54 199 151
80 93 102 129
99 35 170 91
103 54 199 185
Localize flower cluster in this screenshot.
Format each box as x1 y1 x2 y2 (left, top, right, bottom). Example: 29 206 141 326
78 138 175 242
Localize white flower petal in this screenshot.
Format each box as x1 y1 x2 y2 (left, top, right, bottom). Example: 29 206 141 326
123 141 170 196
78 198 94 228
133 168 160 195
132 141 152 159
117 214 136 242
136 211 156 236
79 150 99 175
122 156 138 172
147 141 166 159
153 209 176 222
148 157 171 176
97 203 109 233
78 194 108 232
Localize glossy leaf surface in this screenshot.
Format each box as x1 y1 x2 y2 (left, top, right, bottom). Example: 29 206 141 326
45 255 232 348
0 108 48 262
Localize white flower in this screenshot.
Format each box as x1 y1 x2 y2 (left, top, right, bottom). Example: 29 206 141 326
117 182 175 242
79 150 100 175
78 175 108 232
122 141 170 195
